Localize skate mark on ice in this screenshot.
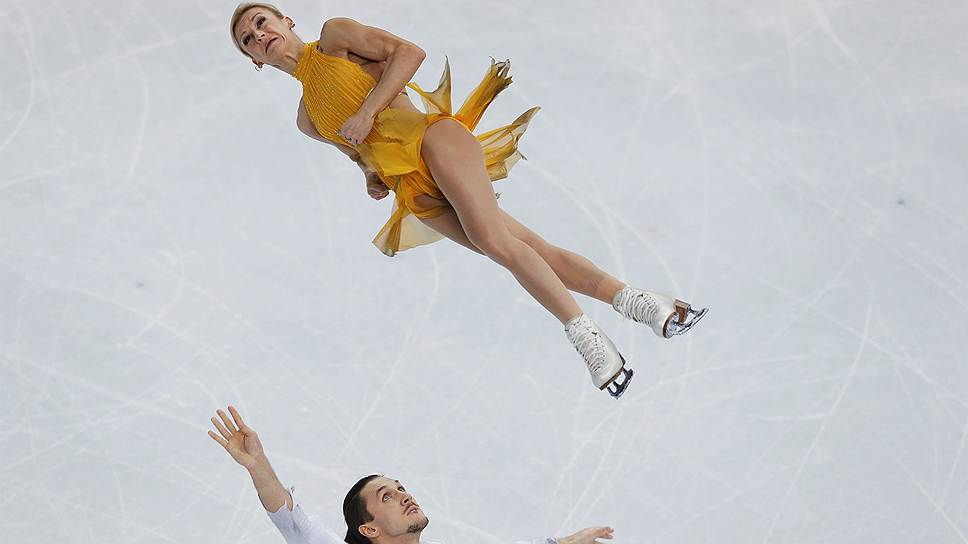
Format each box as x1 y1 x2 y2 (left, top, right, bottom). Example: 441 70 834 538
762 307 870 544
893 453 968 543
338 251 442 457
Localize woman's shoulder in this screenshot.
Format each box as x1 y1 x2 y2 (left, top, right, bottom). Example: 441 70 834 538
316 17 362 52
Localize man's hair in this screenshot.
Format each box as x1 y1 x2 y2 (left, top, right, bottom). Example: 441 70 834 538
229 2 285 57
343 474 382 544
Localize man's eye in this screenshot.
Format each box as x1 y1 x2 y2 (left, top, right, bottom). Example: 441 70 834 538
257 17 265 27
383 494 390 502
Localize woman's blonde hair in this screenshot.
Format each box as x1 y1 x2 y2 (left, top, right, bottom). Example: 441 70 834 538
229 2 285 57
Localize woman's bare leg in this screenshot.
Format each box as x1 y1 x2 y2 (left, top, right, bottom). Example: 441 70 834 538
499 211 625 304
419 189 635 397
421 208 625 305
419 207 483 254
420 119 581 324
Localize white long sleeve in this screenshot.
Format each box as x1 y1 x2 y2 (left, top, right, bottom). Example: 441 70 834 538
266 487 344 544
516 539 558 544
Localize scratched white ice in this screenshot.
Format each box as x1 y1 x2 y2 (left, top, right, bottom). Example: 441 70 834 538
2 0 967 542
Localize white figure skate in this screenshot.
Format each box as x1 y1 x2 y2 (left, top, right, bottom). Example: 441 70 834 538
612 286 708 338
565 314 634 399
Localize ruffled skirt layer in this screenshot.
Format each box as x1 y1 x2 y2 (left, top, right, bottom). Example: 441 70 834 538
356 59 538 256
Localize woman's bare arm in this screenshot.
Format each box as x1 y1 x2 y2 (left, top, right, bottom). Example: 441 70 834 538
296 100 389 200
319 17 424 120
296 99 368 169
318 17 425 143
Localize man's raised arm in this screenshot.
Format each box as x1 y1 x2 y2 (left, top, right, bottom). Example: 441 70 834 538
208 405 345 544
208 405 292 512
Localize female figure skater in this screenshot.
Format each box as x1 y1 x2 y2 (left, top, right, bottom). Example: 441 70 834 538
229 3 706 398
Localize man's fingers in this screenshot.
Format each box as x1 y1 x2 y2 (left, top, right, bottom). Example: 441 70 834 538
211 416 232 440
217 409 238 434
228 405 248 431
585 527 613 543
208 430 228 449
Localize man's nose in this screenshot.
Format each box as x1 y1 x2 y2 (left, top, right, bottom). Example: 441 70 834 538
402 494 413 505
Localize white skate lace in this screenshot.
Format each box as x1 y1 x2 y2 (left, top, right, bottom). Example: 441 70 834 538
566 316 606 374
615 287 660 326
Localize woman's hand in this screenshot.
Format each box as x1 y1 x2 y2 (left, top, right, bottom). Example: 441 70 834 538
340 111 375 145
207 405 266 470
559 527 614 544
365 172 389 200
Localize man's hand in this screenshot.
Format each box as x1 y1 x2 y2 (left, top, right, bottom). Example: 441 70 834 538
366 172 390 200
207 405 266 469
559 527 614 544
206 405 291 512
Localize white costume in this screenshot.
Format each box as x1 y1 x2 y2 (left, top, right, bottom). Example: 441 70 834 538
268 487 557 544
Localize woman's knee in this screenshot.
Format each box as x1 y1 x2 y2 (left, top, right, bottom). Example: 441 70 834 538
513 229 553 256
466 228 517 262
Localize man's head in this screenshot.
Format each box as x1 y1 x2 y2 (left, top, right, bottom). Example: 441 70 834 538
343 475 429 544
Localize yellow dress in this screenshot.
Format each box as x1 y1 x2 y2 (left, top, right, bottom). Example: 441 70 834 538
293 41 539 256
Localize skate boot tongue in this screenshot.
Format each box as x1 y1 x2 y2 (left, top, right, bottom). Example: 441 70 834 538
565 315 606 374
564 315 633 399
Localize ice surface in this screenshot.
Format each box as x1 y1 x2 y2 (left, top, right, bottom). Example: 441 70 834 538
2 1 967 542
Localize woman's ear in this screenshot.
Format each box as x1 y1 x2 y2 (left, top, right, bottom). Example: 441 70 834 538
252 58 264 71
284 16 295 30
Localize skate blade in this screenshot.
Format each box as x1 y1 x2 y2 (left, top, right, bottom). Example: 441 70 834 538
604 366 634 399
670 306 708 336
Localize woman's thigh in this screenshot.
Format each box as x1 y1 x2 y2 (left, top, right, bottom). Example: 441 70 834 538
420 119 508 242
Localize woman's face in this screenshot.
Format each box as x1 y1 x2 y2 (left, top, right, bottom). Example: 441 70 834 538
233 7 295 67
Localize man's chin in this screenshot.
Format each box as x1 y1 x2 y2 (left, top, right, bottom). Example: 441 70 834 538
407 515 430 533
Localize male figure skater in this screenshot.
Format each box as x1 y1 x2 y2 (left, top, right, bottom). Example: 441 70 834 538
208 406 616 544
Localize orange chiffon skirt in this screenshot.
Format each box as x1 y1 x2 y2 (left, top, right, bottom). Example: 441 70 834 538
355 59 539 256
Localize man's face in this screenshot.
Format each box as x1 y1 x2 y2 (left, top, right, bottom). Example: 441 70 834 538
359 476 429 540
